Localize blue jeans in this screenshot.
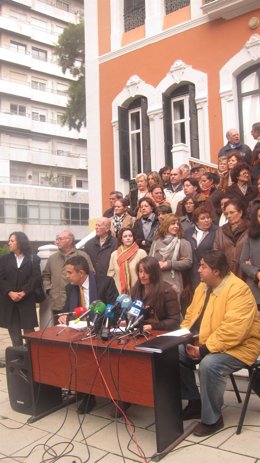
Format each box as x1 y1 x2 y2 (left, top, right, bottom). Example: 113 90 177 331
179 344 246 424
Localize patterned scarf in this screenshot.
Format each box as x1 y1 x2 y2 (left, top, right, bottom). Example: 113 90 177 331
117 242 139 294
112 213 127 236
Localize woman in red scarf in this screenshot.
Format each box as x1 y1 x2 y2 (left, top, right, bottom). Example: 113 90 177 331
107 228 147 294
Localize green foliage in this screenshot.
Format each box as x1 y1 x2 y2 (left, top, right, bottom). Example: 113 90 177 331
0 244 10 256
54 21 86 131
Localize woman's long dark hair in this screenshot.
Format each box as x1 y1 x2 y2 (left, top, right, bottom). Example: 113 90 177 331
9 231 31 256
131 256 165 309
248 206 260 239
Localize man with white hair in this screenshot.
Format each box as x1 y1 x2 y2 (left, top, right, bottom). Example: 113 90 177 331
218 128 252 164
84 217 117 276
41 230 94 328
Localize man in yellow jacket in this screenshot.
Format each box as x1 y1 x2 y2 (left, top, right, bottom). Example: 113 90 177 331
180 250 260 437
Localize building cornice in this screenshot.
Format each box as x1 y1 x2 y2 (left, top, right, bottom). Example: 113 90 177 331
99 15 210 63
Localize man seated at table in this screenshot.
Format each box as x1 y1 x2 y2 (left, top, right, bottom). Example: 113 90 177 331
180 250 260 437
58 255 118 414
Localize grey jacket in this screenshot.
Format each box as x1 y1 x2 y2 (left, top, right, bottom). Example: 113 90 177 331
240 236 260 305
149 237 192 295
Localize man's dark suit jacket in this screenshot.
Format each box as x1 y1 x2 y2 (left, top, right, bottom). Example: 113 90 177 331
62 271 118 315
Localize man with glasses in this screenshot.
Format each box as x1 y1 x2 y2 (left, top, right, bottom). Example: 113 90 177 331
40 231 94 328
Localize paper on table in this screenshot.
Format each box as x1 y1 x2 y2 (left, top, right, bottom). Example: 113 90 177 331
69 320 88 330
157 328 191 337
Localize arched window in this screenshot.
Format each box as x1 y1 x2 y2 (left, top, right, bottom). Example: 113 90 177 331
163 83 199 165
237 64 260 145
118 97 151 180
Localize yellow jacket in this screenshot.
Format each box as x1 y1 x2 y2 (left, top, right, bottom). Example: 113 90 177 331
181 273 260 365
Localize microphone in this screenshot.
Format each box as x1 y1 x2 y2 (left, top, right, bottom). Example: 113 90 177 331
126 299 144 331
128 307 150 330
74 307 93 323
90 300 106 327
100 304 114 341
116 296 132 325
57 307 87 317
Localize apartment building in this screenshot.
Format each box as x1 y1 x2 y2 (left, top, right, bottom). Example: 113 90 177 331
85 0 260 218
0 0 88 244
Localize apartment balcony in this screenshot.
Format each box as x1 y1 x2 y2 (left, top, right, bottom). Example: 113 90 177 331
0 182 88 204
0 15 63 47
0 78 67 107
5 0 83 24
201 0 260 20
0 112 87 140
0 46 71 79
1 143 87 170
34 0 83 23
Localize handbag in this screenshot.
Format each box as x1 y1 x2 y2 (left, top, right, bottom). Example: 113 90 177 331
34 282 46 303
30 255 46 303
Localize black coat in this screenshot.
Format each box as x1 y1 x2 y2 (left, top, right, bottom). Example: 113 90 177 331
0 253 41 329
132 217 158 253
184 224 218 289
84 233 118 276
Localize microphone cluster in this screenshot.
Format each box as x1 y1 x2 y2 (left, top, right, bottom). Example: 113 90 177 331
59 294 151 341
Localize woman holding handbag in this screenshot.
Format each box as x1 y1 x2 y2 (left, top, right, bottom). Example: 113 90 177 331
0 231 42 346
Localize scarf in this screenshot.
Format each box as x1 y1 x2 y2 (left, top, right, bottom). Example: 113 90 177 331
151 234 180 279
112 213 127 236
117 242 139 294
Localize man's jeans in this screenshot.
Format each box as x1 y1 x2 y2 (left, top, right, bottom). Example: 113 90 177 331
179 345 246 424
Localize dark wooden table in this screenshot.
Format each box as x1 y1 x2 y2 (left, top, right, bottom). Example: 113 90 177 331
25 326 194 461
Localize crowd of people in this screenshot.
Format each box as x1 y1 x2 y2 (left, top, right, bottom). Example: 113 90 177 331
0 123 259 436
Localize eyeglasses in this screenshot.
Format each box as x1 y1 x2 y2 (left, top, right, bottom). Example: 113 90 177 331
56 237 69 241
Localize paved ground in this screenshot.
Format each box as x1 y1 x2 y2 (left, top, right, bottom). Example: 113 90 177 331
0 327 259 463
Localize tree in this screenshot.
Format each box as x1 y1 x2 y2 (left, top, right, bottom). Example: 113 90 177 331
54 21 86 131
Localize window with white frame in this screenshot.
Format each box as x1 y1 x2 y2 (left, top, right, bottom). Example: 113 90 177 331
32 109 47 122
31 17 47 31
32 46 47 61
10 70 27 84
31 79 47 91
118 97 151 180
0 199 89 225
163 84 199 163
171 95 190 145
10 104 26 116
10 40 27 54
237 64 260 147
129 108 142 178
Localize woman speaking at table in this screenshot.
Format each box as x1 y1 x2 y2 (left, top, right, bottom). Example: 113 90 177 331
131 256 180 332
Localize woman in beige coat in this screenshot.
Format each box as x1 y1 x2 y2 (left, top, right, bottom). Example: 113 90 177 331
107 227 146 294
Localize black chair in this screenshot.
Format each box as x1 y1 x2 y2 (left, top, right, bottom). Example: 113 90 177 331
230 360 260 435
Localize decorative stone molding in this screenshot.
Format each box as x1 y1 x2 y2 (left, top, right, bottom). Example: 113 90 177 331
245 34 260 61
158 60 210 162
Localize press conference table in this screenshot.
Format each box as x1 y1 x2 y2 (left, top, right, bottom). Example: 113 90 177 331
24 326 194 461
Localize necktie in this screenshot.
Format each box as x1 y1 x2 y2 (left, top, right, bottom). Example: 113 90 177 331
79 286 85 307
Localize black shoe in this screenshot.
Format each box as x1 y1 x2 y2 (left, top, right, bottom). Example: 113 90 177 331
0 361 5 368
182 399 201 420
193 415 224 436
77 394 96 414
110 401 131 418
